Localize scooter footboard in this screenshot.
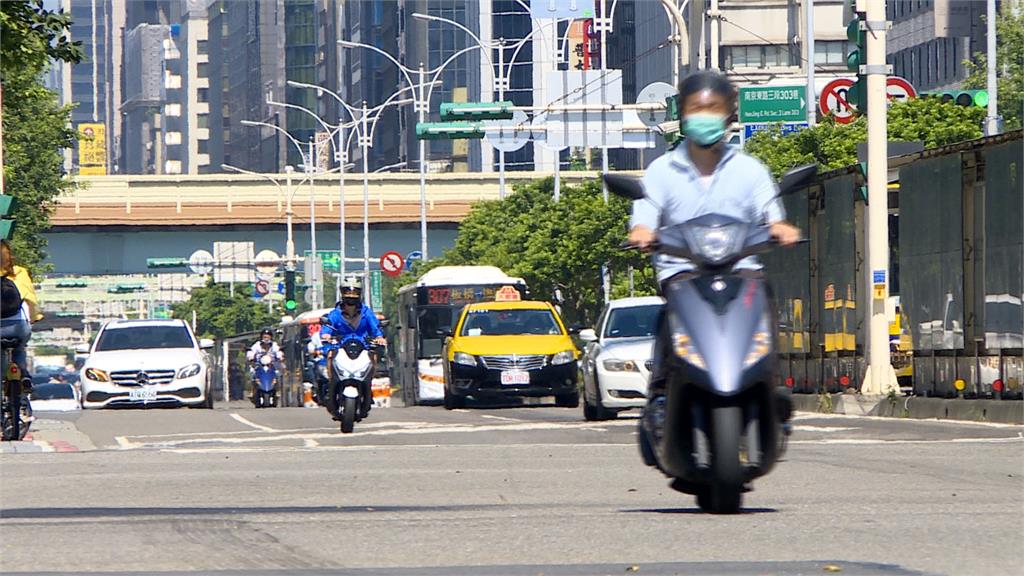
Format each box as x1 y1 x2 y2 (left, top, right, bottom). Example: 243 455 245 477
658 382 783 483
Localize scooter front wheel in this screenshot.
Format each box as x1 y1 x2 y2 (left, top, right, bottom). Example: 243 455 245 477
707 405 744 514
340 396 357 433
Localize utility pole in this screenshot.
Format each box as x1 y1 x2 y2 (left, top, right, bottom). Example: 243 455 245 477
985 0 1002 135
805 0 816 126
862 0 897 396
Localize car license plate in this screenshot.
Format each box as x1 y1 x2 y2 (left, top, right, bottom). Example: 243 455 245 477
129 387 157 401
500 370 530 385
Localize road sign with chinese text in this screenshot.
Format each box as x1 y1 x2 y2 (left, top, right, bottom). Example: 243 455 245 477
738 86 807 123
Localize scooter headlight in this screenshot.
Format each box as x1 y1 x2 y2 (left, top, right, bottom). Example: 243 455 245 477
176 363 202 379
744 330 773 367
691 224 743 264
672 333 706 370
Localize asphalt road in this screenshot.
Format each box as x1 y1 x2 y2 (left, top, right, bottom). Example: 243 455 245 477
1 400 1022 576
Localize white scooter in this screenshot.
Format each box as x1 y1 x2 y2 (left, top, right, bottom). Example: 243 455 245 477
320 318 378 433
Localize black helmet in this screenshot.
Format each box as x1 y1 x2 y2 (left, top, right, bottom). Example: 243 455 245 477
260 329 273 338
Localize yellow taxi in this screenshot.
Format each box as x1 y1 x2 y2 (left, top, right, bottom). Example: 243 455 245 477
441 290 580 409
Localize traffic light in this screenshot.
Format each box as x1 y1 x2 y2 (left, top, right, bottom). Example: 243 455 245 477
0 194 15 240
846 12 867 114
921 90 989 108
284 269 297 311
416 122 485 140
146 257 189 269
439 101 514 121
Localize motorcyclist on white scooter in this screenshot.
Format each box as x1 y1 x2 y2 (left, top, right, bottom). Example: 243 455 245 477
627 71 802 431
320 276 386 419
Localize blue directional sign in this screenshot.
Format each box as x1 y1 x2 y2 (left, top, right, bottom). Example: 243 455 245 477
530 0 595 20
405 250 423 272
743 122 809 141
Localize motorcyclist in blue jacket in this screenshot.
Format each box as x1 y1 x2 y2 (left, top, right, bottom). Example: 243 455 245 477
320 275 386 418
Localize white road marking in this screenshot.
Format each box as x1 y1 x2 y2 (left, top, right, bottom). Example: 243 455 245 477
120 419 636 450
114 436 137 449
479 415 521 422
229 413 279 433
303 438 319 448
791 434 1023 446
792 425 859 432
161 442 635 454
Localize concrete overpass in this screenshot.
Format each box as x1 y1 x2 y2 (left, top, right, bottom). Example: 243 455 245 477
54 171 601 227
46 171 602 274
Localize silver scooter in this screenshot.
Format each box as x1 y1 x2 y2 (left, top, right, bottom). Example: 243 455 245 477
605 163 817 514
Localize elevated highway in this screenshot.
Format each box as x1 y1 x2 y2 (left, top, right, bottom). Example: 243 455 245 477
54 171 602 228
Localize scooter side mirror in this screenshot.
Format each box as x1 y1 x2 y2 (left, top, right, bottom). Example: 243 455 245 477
602 173 646 201
778 163 818 196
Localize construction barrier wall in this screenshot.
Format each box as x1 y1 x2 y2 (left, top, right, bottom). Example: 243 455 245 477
766 131 1023 399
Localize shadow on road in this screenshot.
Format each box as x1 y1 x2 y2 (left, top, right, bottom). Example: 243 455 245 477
0 503 522 519
621 506 778 515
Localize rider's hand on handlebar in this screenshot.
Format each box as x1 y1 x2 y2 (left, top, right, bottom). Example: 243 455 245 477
372 337 387 346
628 225 657 252
769 221 802 246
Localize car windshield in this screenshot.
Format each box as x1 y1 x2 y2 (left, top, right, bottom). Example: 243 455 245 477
30 383 75 400
95 325 194 351
461 309 562 336
604 305 662 338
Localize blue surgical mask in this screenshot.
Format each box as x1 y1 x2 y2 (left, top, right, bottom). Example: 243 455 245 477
681 113 727 147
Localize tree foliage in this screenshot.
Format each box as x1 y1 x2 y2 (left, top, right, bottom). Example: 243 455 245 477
745 97 985 179
172 281 279 340
420 178 656 327
964 9 1024 131
1 1 82 274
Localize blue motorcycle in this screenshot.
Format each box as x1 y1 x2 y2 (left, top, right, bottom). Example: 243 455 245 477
252 353 278 408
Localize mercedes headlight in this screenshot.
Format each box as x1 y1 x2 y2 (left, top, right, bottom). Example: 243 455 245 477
672 333 706 370
177 363 202 379
550 350 575 366
84 368 110 382
602 359 639 372
691 224 742 263
453 352 477 367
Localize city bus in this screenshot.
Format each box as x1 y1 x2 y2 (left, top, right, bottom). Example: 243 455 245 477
395 266 527 406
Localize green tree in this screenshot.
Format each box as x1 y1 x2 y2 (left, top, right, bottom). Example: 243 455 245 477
171 281 279 340
1 1 82 273
423 177 656 327
745 97 985 178
964 9 1024 131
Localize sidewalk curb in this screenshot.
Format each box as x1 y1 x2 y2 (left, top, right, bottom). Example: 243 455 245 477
791 393 1024 425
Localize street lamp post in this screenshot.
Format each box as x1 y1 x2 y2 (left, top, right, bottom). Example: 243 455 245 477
338 39 506 262
240 119 323 307
220 163 302 273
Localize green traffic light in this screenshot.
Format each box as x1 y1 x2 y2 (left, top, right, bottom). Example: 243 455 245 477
285 300 297 311
972 90 989 107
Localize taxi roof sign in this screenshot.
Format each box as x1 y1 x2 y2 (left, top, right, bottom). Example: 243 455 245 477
495 285 521 302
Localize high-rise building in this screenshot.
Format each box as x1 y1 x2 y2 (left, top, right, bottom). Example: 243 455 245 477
887 0 996 92
121 23 172 174
61 0 125 174
339 0 401 172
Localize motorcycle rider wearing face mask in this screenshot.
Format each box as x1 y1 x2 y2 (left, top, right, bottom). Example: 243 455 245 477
320 276 386 419
627 71 801 418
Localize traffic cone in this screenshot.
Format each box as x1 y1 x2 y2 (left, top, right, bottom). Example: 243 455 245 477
302 382 316 408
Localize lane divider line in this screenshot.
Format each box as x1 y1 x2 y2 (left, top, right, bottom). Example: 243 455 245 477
229 413 279 433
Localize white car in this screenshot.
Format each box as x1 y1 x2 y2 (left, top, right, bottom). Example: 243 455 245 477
79 319 215 409
579 296 664 420
29 382 81 412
